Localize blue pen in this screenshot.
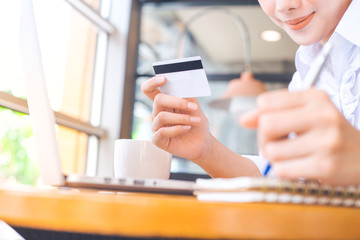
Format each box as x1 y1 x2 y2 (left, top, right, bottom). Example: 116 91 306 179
263 42 332 176
263 163 272 176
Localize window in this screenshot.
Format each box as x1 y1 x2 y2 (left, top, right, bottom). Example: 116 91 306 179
0 0 131 184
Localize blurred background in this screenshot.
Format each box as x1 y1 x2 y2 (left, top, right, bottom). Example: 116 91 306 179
0 0 298 185
133 1 298 177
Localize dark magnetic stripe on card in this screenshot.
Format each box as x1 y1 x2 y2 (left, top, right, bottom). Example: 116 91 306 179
153 60 203 74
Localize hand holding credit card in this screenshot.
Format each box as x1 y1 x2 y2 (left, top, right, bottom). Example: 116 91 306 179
153 56 211 98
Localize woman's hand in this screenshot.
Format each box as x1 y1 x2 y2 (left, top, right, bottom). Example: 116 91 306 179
141 76 212 162
241 88 360 185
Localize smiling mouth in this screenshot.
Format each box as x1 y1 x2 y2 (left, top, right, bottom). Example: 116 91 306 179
285 12 315 31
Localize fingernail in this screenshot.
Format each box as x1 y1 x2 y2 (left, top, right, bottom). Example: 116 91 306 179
187 102 198 110
190 116 201 123
156 76 165 84
183 125 191 130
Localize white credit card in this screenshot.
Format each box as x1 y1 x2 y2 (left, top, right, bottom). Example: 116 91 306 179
153 56 211 98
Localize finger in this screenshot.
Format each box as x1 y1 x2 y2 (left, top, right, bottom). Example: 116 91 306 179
153 94 198 118
257 88 328 112
141 75 166 101
262 129 321 162
273 156 332 183
152 125 191 149
239 109 260 129
257 105 320 150
240 89 327 129
152 111 201 132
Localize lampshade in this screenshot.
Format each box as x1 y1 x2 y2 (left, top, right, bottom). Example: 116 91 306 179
208 72 267 111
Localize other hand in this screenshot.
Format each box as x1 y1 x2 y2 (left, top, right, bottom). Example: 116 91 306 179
241 88 360 185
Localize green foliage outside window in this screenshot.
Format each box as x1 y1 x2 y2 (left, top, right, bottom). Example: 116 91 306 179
0 107 40 185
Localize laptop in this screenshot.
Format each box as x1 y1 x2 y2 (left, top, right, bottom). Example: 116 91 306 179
19 0 194 195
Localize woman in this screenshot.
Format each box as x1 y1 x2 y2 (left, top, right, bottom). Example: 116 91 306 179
141 0 360 185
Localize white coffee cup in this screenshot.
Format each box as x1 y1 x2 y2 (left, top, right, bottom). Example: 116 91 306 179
114 139 172 179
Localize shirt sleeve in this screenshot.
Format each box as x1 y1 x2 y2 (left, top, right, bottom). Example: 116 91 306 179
242 154 268 175
242 154 276 177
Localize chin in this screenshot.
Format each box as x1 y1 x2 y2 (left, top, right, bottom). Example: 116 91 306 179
286 31 321 46
291 38 316 46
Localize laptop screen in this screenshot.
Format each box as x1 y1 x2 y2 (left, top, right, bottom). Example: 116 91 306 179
19 0 64 186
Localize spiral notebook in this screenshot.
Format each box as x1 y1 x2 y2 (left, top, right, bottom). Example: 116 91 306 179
194 177 360 208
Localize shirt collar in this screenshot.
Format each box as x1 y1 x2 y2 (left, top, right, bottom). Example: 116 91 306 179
335 0 360 48
294 43 322 80
295 1 359 69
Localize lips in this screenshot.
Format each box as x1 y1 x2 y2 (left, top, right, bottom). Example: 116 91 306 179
285 12 315 31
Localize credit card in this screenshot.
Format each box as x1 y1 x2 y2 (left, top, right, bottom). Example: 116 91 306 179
153 56 211 98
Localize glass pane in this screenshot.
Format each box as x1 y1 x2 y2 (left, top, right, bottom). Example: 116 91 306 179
0 108 39 185
133 3 297 175
33 0 99 122
58 126 89 175
0 0 100 184
0 1 25 98
0 107 88 185
0 0 99 119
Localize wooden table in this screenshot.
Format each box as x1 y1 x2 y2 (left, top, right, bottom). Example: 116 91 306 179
0 185 359 239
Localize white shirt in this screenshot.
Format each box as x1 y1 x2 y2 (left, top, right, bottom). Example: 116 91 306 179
247 0 360 175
